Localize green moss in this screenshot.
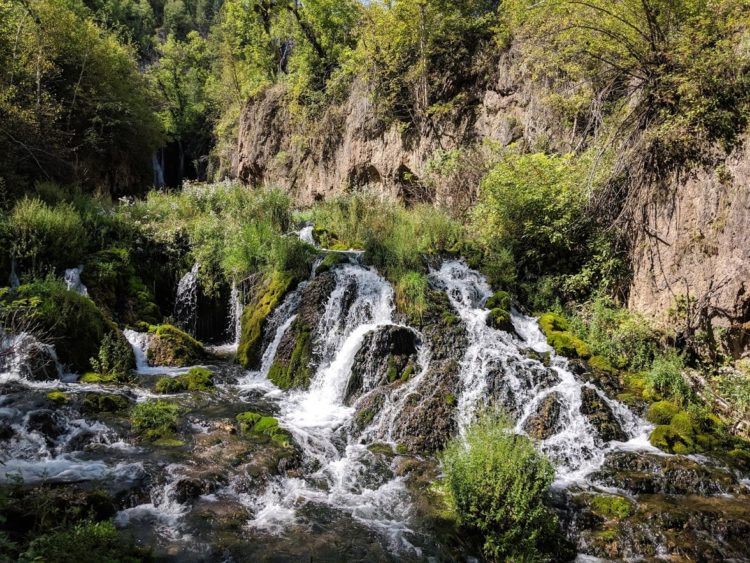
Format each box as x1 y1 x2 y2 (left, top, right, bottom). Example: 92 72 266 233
130 400 180 442
646 401 680 425
368 442 395 456
441 312 459 326
487 308 512 331
46 390 69 404
0 280 111 373
396 443 409 455
315 252 348 274
237 272 295 369
79 372 111 384
444 393 457 406
356 408 375 428
152 437 186 447
670 411 695 438
590 495 633 519
588 355 616 375
147 324 205 367
538 312 591 359
401 362 416 381
82 393 130 413
236 411 291 446
155 367 214 393
486 290 511 311
649 424 694 454
268 327 312 390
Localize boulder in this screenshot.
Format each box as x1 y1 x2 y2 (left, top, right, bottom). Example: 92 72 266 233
345 325 420 404
0 333 61 381
579 386 628 442
523 392 565 440
26 409 65 443
147 324 205 367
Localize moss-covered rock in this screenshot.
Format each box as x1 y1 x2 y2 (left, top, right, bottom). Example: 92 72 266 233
147 324 205 367
0 280 112 373
646 400 679 425
155 367 214 393
267 272 336 389
81 392 132 414
130 399 180 442
315 252 349 275
580 386 628 442
650 424 694 453
236 411 291 446
236 272 296 369
46 390 70 405
485 290 513 332
539 312 591 359
523 392 564 440
82 247 161 326
589 494 634 520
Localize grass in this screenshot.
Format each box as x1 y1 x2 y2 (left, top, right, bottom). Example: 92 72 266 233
130 400 180 442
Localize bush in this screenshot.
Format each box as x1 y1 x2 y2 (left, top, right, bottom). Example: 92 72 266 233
395 271 428 322
441 414 563 561
130 400 180 442
646 351 692 405
90 332 135 383
9 198 87 274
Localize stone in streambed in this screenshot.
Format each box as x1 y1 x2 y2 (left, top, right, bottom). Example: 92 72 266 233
579 386 627 442
523 392 565 440
147 324 206 367
345 325 420 404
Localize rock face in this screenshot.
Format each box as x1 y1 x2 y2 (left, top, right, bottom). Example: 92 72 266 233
345 325 420 405
628 139 750 344
268 272 336 389
579 386 628 443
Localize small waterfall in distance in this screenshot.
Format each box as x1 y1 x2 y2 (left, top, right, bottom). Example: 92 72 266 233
174 263 199 336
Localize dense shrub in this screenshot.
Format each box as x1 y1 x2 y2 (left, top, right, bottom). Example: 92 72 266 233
441 414 564 561
89 331 136 383
9 198 87 274
646 351 692 406
130 400 180 442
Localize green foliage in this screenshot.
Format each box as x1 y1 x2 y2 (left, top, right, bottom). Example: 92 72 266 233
442 413 562 561
646 351 692 406
47 390 70 405
395 271 428 323
539 313 591 359
21 520 144 563
90 331 135 383
9 198 87 274
130 400 180 441
236 411 291 446
0 0 163 195
0 279 110 372
155 366 214 393
646 401 680 425
267 325 312 390
590 495 633 520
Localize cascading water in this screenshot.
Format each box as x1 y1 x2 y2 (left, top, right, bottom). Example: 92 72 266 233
228 281 243 347
431 260 652 482
240 264 421 551
64 265 88 296
175 263 199 336
298 224 315 245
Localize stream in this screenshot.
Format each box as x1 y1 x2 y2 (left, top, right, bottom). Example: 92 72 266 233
1 241 749 561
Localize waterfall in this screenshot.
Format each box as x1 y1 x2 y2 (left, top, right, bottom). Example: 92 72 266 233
64 266 88 296
298 224 315 245
431 260 652 482
123 329 191 376
228 281 243 346
0 331 63 383
152 151 166 188
243 264 418 550
174 263 199 336
9 258 20 289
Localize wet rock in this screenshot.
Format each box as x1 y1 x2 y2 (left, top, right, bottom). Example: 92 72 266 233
0 333 61 381
0 421 15 441
352 387 387 432
523 392 564 440
26 409 65 442
486 356 560 417
591 451 740 495
579 386 627 442
64 430 98 452
173 474 227 504
346 325 420 404
268 272 336 390
147 324 206 367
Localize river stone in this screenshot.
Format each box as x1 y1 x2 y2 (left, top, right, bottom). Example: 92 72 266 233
591 451 740 495
0 333 60 381
523 392 565 440
26 409 65 443
579 386 627 442
345 325 420 404
0 421 15 441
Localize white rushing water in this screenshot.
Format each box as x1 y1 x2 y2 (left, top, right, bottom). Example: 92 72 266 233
175 263 200 335
123 329 192 377
431 260 654 482
64 265 88 296
241 264 419 551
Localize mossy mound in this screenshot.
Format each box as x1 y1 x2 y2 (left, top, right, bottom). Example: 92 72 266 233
539 312 591 359
485 290 513 332
155 367 214 393
236 411 291 446
646 400 680 425
147 324 205 367
268 327 313 390
82 247 161 326
315 252 349 274
589 494 634 519
130 400 180 442
81 392 131 414
236 272 296 369
0 280 112 373
46 390 70 405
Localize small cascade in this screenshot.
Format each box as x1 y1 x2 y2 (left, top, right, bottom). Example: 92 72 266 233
298 224 315 245
124 329 191 376
9 258 20 289
245 264 419 550
174 263 199 335
152 151 166 188
228 281 243 346
0 331 63 383
64 265 88 296
431 260 652 481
